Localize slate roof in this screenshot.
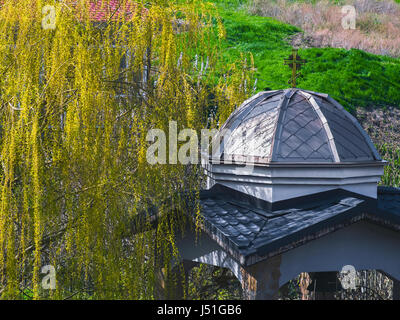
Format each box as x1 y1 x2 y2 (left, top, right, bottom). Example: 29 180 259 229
198 184 400 266
213 88 381 164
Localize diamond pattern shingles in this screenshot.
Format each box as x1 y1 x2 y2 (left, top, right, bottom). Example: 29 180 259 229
276 92 332 161
216 88 379 163
316 98 374 161
224 104 280 158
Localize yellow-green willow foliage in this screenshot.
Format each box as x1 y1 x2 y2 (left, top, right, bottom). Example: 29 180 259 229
0 0 254 299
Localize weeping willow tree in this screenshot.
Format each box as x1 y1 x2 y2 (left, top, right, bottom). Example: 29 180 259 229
0 0 254 299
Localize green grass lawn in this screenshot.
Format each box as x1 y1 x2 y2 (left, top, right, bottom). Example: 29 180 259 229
211 0 400 111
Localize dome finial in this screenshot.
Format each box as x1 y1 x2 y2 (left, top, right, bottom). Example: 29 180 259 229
284 48 307 88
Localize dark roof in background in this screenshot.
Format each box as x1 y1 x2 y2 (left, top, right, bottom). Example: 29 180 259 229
198 184 400 266
214 88 382 164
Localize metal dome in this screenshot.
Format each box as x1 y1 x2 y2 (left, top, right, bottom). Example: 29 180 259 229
213 88 381 164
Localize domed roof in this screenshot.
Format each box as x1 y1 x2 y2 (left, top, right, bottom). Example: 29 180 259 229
213 88 381 164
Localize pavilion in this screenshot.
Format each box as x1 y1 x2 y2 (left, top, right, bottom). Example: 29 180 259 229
171 87 400 300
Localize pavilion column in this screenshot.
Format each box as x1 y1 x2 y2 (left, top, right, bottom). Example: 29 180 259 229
299 272 312 300
240 255 282 300
155 260 198 300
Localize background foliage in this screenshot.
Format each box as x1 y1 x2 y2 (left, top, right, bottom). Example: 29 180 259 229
0 0 253 299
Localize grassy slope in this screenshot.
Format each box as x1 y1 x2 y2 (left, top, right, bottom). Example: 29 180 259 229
213 0 400 111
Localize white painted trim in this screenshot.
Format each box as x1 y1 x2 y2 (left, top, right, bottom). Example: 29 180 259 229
279 221 400 286
206 161 385 201
177 221 400 290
